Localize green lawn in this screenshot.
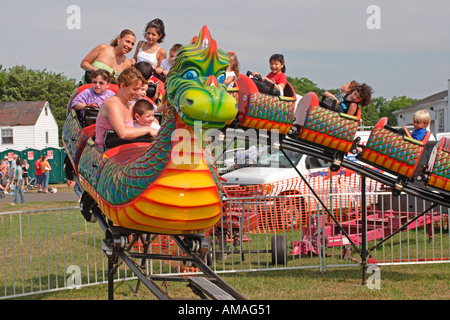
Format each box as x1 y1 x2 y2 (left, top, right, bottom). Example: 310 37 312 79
1 201 449 300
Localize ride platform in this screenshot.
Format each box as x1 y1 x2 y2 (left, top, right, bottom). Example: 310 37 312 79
87 200 247 300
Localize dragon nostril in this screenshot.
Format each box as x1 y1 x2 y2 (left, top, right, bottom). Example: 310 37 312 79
186 99 194 106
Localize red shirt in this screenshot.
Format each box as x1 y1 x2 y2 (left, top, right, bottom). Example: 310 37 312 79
266 72 287 85
35 160 42 176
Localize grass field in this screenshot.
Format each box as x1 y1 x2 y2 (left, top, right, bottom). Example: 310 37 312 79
15 263 450 300
1 189 449 301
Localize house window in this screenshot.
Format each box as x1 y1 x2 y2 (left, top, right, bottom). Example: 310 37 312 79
438 109 445 132
46 131 49 144
1 129 13 145
45 106 48 116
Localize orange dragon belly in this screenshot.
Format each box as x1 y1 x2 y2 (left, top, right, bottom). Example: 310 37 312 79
92 121 222 235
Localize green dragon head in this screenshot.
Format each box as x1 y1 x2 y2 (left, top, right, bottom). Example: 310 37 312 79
165 26 237 129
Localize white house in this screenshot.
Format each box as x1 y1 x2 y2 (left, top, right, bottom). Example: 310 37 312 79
0 101 60 152
394 79 449 140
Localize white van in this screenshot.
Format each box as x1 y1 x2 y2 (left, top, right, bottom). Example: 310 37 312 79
221 148 328 188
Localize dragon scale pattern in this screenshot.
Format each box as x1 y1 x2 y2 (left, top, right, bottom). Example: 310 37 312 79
428 148 450 191
241 92 294 134
300 105 359 152
361 126 424 178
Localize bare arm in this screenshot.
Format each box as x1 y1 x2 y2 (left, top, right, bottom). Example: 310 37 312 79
402 126 413 138
101 100 157 139
156 47 167 68
132 41 144 63
347 103 358 116
262 77 286 90
224 75 236 86
80 44 107 71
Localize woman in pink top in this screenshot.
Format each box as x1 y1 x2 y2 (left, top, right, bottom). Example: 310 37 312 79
95 68 158 149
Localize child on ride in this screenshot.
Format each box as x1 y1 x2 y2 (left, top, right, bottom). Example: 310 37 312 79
134 61 161 103
290 83 373 136
71 70 115 114
323 80 359 104
95 68 158 149
252 54 287 96
133 99 160 131
401 110 430 142
224 51 240 89
323 82 372 116
133 18 167 71
156 43 182 80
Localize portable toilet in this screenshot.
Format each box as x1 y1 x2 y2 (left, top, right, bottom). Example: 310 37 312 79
3 149 22 171
41 147 63 183
21 148 41 178
4 149 22 161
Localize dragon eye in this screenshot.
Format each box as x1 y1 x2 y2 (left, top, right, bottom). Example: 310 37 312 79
183 70 199 80
216 73 225 84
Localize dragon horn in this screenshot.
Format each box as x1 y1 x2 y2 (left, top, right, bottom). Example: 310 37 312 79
207 38 218 59
191 25 212 49
206 74 219 87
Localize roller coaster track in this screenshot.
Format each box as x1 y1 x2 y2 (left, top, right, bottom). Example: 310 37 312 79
92 207 247 300
280 136 450 208
280 135 449 284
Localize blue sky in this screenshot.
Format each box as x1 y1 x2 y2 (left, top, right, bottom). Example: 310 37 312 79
1 0 449 100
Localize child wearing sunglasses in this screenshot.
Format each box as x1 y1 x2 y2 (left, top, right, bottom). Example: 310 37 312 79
72 69 116 113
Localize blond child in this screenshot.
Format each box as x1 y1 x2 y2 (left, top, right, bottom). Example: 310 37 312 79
156 43 182 78
402 110 430 141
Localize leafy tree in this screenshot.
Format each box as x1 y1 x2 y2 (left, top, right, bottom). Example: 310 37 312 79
287 76 418 128
379 96 418 126
360 101 381 127
287 77 326 97
0 65 77 145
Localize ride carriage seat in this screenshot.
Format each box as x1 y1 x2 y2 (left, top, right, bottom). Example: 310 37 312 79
102 141 152 166
319 94 362 119
81 107 99 127
360 117 430 180
382 123 431 145
103 130 154 151
299 102 361 151
443 137 450 153
426 137 450 192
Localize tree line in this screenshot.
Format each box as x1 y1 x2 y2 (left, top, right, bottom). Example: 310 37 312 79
0 65 417 145
287 77 418 127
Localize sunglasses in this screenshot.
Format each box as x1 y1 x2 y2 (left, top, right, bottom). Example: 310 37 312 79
92 80 107 86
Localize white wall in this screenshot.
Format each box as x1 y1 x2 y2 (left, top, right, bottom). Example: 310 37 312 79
33 102 59 149
0 102 59 152
395 79 449 137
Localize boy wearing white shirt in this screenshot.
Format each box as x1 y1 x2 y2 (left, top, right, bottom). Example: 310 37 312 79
133 99 161 131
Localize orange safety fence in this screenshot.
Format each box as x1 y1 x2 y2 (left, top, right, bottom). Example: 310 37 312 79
130 235 203 274
223 167 383 233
